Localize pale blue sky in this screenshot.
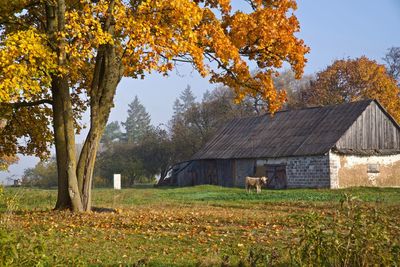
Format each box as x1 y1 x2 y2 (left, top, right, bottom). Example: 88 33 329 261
1 0 400 182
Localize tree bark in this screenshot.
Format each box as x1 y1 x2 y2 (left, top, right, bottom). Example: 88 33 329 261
47 0 83 211
52 84 71 210
59 78 83 212
75 0 123 211
77 43 122 211
46 2 71 210
57 0 83 212
78 128 102 211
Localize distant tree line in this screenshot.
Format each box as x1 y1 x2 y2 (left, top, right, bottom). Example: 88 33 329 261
22 49 400 187
21 159 58 188
95 85 257 187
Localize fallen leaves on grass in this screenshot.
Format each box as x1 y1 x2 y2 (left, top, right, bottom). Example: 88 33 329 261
6 200 399 266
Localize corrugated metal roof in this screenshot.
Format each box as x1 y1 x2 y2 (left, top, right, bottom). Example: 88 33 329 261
192 100 373 159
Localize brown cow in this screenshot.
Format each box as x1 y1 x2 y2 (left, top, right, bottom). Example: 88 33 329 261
245 176 268 193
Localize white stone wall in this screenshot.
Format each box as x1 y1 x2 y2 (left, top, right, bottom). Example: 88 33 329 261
329 151 340 189
329 151 400 188
339 153 400 167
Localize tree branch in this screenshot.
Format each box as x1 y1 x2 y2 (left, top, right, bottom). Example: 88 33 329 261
1 99 53 108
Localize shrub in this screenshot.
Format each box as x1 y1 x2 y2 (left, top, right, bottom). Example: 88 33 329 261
93 175 111 188
245 245 280 267
196 245 280 267
0 185 6 212
290 194 400 266
0 228 18 266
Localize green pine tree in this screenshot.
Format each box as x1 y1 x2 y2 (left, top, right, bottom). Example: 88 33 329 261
123 96 152 144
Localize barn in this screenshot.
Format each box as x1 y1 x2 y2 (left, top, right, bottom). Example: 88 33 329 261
169 99 400 189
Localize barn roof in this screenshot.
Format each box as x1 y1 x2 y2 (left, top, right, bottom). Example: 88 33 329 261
192 99 376 159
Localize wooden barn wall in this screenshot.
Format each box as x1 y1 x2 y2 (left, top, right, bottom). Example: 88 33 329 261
216 160 234 187
176 160 234 187
234 159 256 187
336 102 400 151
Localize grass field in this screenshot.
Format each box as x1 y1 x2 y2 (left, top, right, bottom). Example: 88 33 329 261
1 185 400 266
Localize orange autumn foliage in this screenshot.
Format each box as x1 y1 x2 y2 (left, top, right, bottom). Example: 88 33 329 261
1 0 309 113
302 57 400 122
0 155 18 170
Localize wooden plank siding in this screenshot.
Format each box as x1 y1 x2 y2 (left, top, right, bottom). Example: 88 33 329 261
335 101 400 154
173 160 236 187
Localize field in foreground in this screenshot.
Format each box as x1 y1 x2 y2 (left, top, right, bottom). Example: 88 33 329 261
1 185 400 266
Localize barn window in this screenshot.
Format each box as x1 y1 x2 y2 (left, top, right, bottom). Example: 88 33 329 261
367 164 380 173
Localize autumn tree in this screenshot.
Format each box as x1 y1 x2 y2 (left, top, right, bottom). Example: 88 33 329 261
301 57 400 121
0 155 18 171
220 69 314 114
1 0 309 211
0 116 18 170
0 30 54 171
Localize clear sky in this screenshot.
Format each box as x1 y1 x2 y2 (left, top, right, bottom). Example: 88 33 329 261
1 0 400 183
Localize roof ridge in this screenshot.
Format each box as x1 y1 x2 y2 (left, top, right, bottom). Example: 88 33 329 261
271 99 374 115
231 99 375 121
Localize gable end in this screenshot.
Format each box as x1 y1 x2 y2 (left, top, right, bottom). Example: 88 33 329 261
334 100 400 155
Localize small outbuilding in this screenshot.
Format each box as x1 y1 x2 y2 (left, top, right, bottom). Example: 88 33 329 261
170 100 400 189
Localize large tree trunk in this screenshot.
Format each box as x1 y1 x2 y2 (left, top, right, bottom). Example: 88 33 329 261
57 0 83 212
77 43 122 211
52 84 71 210
46 2 70 210
75 0 122 211
77 129 100 211
48 0 83 211
59 78 83 212
52 78 83 211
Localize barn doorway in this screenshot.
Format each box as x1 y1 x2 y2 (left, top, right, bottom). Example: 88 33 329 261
265 164 287 189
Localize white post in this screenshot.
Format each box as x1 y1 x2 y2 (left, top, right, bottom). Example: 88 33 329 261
113 174 121 190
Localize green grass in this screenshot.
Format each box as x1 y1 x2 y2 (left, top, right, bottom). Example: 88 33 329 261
158 185 400 203
2 185 400 266
6 185 400 210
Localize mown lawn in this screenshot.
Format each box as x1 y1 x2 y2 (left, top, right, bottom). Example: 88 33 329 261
2 185 400 266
